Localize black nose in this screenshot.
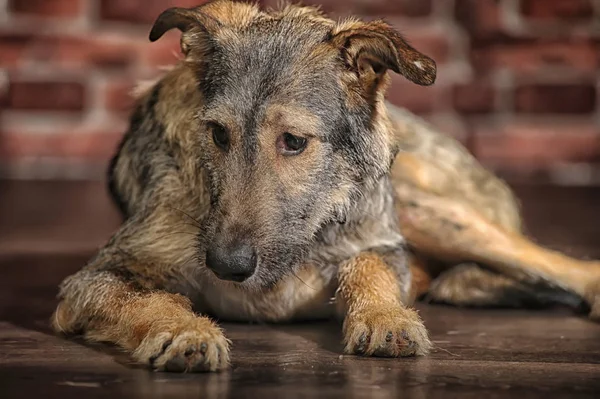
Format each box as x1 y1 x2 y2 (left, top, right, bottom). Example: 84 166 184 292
205 241 257 282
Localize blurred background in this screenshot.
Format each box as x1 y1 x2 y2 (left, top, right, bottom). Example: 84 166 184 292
1 0 599 185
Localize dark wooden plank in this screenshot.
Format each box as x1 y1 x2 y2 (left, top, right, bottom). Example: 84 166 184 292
0 181 121 255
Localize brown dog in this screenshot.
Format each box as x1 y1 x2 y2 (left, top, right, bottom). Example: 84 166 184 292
52 1 600 373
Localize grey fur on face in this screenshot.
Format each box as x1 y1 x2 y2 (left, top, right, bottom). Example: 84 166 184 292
140 5 427 289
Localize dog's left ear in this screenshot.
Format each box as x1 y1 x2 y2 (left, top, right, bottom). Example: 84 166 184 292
329 20 436 86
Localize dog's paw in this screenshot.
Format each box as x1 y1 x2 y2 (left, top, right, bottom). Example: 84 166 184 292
134 317 230 372
343 306 431 357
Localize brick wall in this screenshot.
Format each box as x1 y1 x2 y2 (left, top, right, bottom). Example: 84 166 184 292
1 0 599 184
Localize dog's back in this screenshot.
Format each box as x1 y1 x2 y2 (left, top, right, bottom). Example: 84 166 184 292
387 103 522 232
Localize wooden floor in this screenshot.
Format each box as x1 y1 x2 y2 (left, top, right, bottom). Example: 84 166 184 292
1 181 600 398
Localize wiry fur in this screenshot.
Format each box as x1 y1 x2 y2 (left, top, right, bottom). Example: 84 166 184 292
53 1 600 373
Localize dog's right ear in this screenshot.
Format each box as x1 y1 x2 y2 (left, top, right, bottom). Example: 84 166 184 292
149 5 222 55
149 1 260 56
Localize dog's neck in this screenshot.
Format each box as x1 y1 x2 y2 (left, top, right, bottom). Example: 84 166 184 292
308 174 403 267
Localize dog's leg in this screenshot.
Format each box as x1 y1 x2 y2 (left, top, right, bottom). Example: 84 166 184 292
406 254 573 308
406 252 434 303
52 213 230 372
425 262 581 308
395 183 600 319
336 250 432 357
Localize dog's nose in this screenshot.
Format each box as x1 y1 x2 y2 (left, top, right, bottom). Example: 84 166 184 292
205 241 257 282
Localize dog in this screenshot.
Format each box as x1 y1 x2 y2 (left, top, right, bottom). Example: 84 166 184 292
52 1 600 373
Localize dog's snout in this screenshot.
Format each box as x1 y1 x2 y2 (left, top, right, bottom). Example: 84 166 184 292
205 240 257 282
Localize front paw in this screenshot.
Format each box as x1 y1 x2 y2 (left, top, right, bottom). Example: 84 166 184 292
134 317 230 372
343 306 431 357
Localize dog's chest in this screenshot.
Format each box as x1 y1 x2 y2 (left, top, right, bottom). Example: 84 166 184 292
197 264 337 322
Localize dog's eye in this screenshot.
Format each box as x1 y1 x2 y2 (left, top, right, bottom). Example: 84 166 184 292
277 132 307 155
209 122 230 151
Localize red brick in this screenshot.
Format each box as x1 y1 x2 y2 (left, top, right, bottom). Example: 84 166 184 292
100 0 208 24
0 32 35 68
521 0 594 21
410 35 450 65
0 85 8 108
515 84 596 114
7 81 86 111
455 0 504 44
387 74 437 114
453 82 496 114
0 131 123 160
472 41 600 74
8 0 83 17
474 122 600 165
260 0 432 17
104 79 136 113
38 36 139 70
2 34 141 70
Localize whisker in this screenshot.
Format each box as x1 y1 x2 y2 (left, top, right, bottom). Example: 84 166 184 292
167 205 202 227
292 271 316 291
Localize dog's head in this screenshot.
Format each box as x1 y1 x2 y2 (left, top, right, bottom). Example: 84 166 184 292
150 0 436 289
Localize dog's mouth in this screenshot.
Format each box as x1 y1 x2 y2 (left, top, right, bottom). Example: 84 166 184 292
210 268 254 283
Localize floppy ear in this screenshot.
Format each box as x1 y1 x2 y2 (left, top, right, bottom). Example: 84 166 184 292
149 5 222 55
330 20 436 86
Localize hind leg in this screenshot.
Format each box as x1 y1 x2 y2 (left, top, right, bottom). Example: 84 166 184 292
408 257 573 309
395 183 600 318
424 262 579 308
